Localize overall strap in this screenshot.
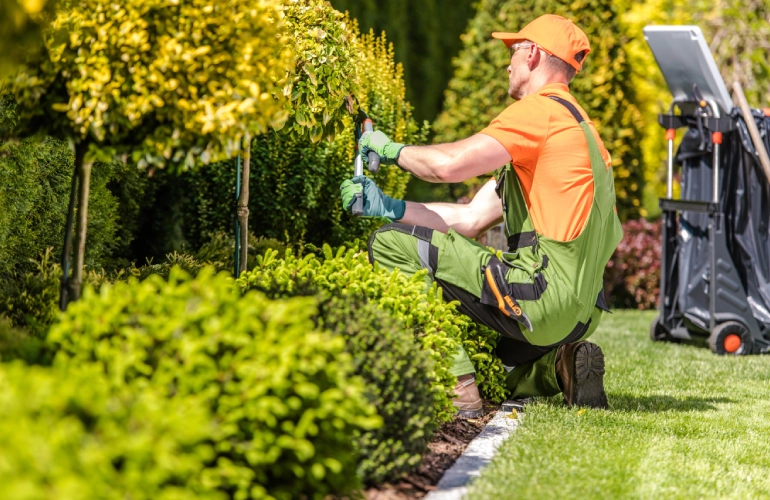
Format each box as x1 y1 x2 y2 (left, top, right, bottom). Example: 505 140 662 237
547 95 584 123
547 95 615 222
547 95 608 181
502 167 539 251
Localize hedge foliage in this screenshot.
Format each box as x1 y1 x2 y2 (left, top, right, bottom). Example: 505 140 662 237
318 295 436 484
280 0 356 143
48 268 379 499
136 27 424 257
0 361 220 500
238 245 510 415
0 136 143 279
241 263 439 484
433 0 646 220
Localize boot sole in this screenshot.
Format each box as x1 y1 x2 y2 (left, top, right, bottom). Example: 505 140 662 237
571 342 608 409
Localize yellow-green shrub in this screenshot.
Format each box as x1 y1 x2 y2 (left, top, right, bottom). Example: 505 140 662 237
0 361 220 499
137 27 425 253
238 245 510 420
48 268 379 499
7 0 293 168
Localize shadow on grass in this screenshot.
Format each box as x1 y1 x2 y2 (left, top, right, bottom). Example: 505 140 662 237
608 394 732 412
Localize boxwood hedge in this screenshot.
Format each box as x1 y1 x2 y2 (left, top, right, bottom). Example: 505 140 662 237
0 361 220 499
238 245 509 415
48 268 380 499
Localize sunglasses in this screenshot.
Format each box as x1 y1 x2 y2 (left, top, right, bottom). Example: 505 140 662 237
509 42 534 57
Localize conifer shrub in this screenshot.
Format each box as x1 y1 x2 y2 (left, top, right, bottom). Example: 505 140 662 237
0 361 220 499
48 268 379 499
0 135 142 278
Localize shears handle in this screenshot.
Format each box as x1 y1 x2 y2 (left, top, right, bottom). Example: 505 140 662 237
352 155 365 216
363 119 381 174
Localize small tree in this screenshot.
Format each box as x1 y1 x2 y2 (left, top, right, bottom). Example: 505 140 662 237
6 0 293 304
231 0 360 275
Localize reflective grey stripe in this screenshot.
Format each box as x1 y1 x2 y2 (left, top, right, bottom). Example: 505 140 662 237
417 239 433 275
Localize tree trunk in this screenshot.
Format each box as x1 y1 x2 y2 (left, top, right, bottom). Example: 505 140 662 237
237 136 252 275
233 154 241 276
59 161 79 311
69 148 93 302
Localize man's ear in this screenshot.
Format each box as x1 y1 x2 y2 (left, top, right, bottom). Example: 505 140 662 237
526 45 541 71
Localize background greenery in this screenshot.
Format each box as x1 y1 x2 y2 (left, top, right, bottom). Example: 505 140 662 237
330 0 476 125
2 0 770 495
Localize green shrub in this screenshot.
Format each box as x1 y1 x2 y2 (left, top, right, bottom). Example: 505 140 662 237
242 273 438 485
0 361 220 499
0 248 60 337
239 245 510 419
0 247 115 337
433 0 646 220
48 268 379 499
319 295 436 484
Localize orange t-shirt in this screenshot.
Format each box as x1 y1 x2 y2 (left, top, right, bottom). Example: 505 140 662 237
480 83 612 242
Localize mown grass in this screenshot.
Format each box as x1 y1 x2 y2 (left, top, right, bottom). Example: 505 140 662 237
468 310 770 499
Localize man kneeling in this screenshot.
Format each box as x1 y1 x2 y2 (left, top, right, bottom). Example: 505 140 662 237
340 14 623 417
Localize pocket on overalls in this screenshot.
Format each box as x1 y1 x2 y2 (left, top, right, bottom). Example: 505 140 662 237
479 255 539 332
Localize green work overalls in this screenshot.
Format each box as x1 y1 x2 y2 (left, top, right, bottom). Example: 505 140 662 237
368 95 623 398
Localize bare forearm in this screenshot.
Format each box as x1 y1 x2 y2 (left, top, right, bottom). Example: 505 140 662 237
399 200 502 239
397 145 456 183
397 134 512 183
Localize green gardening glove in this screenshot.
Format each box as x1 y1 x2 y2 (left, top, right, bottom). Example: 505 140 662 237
359 130 406 166
340 175 406 220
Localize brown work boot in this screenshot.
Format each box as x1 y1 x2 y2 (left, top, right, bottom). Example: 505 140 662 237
453 374 484 418
555 341 608 409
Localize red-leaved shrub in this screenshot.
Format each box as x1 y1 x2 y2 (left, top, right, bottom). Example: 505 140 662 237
603 219 661 310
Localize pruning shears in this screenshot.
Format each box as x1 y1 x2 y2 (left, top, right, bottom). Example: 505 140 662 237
345 95 381 216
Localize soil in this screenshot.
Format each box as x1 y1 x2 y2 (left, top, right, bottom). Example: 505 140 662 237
364 401 499 500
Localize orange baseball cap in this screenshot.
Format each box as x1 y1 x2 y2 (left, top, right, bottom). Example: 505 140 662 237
492 14 590 71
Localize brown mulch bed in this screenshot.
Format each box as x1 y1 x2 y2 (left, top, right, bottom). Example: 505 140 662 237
365 401 499 499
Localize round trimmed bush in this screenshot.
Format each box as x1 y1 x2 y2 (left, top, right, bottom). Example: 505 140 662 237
48 267 380 499
0 361 219 499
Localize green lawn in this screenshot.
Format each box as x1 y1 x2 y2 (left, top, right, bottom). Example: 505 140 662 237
468 310 770 499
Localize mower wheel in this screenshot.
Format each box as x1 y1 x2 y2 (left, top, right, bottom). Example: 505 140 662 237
708 321 753 355
650 315 668 342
